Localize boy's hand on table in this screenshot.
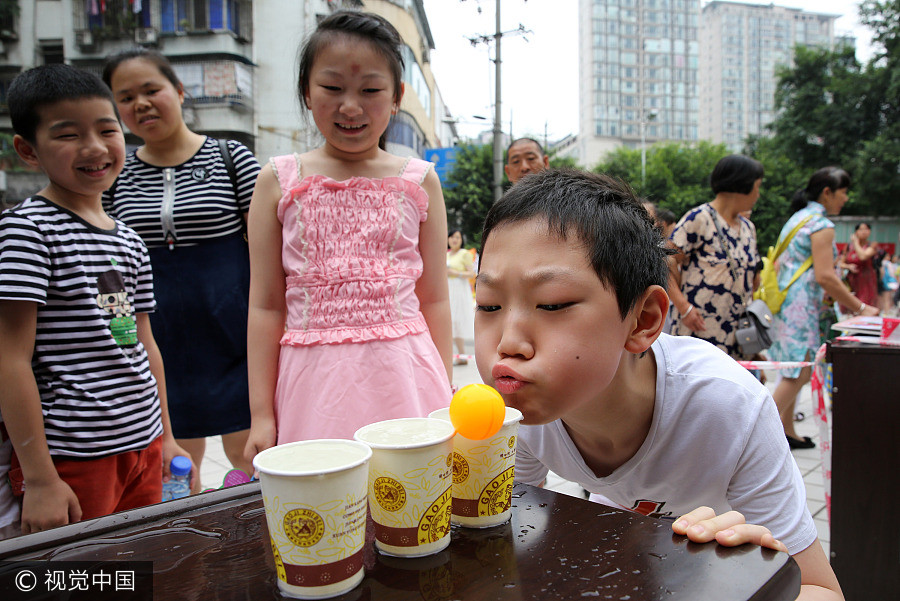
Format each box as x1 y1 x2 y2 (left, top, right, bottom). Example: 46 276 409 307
672 506 789 553
21 478 82 534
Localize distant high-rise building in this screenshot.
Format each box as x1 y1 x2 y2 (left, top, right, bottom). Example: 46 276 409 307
699 1 842 150
577 0 700 168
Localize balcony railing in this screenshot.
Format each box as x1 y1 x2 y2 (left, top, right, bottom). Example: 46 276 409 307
73 0 251 44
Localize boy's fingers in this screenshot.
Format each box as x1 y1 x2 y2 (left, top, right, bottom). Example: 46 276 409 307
672 506 716 534
715 525 788 553
680 510 748 543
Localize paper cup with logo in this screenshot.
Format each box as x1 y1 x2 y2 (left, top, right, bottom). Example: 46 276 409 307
253 439 371 599
354 417 455 557
429 406 523 528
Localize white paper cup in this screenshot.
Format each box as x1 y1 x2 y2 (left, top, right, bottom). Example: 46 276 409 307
253 439 372 599
354 418 455 557
429 406 523 528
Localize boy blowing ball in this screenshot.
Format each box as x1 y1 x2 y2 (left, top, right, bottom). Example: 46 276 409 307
474 169 842 600
0 65 192 533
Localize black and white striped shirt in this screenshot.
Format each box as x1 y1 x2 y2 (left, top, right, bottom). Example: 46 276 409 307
103 137 260 248
0 197 163 458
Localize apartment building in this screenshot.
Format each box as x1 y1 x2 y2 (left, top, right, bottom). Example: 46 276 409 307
577 0 700 168
699 1 839 150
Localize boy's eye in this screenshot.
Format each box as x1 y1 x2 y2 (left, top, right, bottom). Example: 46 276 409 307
363 88 383 94
476 304 500 313
321 85 341 92
538 302 575 311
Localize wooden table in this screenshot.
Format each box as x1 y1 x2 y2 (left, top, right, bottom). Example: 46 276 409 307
827 340 900 600
0 483 799 600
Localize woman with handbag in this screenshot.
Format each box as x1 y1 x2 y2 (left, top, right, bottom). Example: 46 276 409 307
669 155 763 361
102 49 260 487
768 167 878 450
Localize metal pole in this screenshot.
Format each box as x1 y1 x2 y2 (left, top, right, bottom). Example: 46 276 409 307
641 117 646 188
492 0 503 203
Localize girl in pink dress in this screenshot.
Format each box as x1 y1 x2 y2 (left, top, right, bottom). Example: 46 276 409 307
244 11 453 459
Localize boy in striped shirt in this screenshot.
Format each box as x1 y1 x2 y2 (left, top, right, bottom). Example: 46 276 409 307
0 64 192 534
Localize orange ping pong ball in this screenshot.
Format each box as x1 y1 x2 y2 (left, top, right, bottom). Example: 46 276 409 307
449 384 506 440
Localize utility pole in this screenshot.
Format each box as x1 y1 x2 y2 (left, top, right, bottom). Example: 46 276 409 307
467 1 530 203
492 0 503 203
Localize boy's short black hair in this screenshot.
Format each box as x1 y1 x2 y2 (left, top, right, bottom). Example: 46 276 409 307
481 168 672 319
8 64 117 144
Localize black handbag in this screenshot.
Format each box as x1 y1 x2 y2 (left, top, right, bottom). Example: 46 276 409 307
708 206 773 355
735 299 774 355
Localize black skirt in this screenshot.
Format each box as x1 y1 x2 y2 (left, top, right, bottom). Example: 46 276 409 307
148 233 251 438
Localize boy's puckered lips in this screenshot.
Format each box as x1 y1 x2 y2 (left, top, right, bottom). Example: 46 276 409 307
491 364 528 395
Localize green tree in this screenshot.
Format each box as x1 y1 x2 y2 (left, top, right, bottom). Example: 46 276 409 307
593 140 731 221
443 143 494 246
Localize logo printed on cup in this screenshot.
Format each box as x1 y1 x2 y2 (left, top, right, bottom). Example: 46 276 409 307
284 508 325 547
452 452 469 484
418 485 453 544
373 477 407 512
478 466 515 517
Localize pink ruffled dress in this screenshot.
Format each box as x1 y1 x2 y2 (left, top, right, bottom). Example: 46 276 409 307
270 154 451 443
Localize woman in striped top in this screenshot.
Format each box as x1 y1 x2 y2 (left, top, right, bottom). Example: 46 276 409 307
103 49 260 489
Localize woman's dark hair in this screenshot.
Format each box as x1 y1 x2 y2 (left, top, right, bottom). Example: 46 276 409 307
710 154 764 195
481 168 673 319
102 48 183 92
297 10 404 107
790 166 851 213
854 222 870 232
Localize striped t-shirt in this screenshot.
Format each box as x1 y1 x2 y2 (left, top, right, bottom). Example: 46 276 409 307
103 137 260 248
0 196 163 458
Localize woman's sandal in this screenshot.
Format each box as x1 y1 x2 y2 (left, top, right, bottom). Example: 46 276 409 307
786 434 815 450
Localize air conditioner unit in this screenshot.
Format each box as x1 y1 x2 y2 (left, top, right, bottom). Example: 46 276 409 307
135 28 158 45
75 30 94 48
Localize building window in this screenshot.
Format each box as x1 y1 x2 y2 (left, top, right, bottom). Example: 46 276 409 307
159 0 248 35
400 46 431 119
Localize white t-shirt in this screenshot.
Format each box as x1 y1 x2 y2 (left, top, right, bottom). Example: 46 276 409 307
515 333 817 555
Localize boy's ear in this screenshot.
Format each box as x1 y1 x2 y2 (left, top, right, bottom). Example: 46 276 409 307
624 285 668 354
12 135 40 169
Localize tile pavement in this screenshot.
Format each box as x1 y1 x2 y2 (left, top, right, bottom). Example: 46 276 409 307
201 351 831 556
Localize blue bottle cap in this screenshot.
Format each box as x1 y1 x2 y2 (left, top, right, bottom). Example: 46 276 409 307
170 455 192 476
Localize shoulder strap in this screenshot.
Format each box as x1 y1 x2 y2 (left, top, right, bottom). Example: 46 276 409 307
218 138 239 197
217 138 246 239
399 157 432 186
772 215 814 260
784 256 814 291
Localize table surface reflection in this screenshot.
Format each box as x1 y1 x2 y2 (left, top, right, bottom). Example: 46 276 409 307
0 482 798 600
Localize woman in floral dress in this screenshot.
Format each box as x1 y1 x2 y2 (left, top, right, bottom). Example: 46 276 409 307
768 167 878 449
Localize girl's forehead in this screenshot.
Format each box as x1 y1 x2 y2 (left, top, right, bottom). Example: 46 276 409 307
314 36 395 72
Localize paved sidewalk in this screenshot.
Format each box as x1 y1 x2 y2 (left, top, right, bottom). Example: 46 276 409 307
201 354 830 556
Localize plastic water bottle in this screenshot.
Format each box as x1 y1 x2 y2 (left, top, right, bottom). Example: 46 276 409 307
162 455 191 501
